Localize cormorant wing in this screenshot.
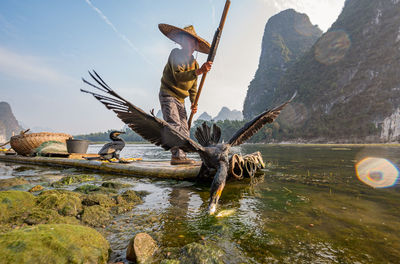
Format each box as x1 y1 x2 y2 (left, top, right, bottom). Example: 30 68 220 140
98 142 117 155
81 70 204 153
228 92 297 146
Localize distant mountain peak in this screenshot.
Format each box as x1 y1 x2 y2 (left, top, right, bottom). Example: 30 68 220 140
243 9 322 119
197 112 212 121
0 101 22 141
214 107 243 121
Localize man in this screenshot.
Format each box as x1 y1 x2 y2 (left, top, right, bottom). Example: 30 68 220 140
158 24 212 165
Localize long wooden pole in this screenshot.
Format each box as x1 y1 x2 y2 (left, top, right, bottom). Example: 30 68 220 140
188 0 231 129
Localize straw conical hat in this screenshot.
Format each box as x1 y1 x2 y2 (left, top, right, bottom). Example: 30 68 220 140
158 24 211 54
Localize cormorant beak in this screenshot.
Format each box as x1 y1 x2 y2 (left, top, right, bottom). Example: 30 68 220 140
115 131 126 136
207 185 224 215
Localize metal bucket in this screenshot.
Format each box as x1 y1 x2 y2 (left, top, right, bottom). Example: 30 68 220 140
66 139 90 154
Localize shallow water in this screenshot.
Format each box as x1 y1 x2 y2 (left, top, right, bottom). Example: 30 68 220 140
1 144 400 263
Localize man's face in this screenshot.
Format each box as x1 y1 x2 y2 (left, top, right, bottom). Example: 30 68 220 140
181 34 197 54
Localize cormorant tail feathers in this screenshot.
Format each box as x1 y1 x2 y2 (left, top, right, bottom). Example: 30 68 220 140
195 122 222 147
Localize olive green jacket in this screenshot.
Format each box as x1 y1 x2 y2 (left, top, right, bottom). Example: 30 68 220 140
160 48 199 103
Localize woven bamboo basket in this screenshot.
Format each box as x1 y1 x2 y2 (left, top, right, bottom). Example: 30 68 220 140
10 132 71 156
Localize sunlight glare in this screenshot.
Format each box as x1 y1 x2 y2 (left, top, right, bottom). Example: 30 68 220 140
355 157 399 188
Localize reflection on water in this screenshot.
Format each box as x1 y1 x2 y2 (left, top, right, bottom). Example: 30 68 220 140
1 144 400 263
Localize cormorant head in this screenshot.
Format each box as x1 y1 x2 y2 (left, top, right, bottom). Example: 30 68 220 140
109 130 125 140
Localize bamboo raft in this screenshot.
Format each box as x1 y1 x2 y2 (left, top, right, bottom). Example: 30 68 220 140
0 151 265 180
0 154 201 180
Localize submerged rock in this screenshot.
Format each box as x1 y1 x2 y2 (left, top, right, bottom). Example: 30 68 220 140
168 242 225 264
0 178 29 190
0 224 109 264
126 232 158 263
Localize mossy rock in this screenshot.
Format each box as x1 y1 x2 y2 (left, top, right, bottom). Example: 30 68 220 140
179 242 225 264
74 184 117 194
0 178 29 190
101 181 131 189
82 193 116 207
81 205 112 227
0 191 35 224
51 175 96 187
116 190 142 205
0 224 109 264
37 190 83 217
24 208 79 226
113 190 143 214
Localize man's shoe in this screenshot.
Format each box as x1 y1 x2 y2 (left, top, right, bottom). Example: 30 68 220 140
170 157 196 165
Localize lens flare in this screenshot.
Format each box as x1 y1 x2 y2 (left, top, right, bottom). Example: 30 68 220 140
314 30 351 65
355 157 399 188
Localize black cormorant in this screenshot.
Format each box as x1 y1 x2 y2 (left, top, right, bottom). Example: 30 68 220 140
85 130 125 162
81 70 295 214
98 130 126 161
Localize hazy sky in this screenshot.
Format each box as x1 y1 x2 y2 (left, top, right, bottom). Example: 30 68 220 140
0 0 345 135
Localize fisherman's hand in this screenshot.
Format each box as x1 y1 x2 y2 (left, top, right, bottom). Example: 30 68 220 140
196 61 213 75
191 104 198 114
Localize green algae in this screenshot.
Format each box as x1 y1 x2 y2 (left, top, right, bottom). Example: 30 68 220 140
37 190 83 217
24 208 80 226
114 190 143 213
74 184 117 194
82 193 116 207
0 224 109 264
51 174 96 187
101 181 131 189
81 205 112 227
0 191 35 225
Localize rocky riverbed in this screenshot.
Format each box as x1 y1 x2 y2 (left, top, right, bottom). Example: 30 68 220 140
0 163 231 264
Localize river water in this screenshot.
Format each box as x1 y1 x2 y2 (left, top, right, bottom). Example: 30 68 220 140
1 144 399 263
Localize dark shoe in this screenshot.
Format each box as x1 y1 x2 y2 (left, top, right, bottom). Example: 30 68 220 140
171 157 196 165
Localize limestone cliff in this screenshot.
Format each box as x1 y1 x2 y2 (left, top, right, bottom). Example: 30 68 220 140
273 0 400 142
0 102 22 142
243 9 322 119
244 0 400 142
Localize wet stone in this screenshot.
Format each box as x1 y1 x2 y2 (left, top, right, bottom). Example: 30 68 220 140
74 184 117 194
126 232 158 264
101 181 131 189
28 185 44 193
0 178 29 190
82 193 116 207
179 242 225 264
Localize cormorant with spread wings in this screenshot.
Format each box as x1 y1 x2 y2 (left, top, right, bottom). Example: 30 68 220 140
81 70 295 214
